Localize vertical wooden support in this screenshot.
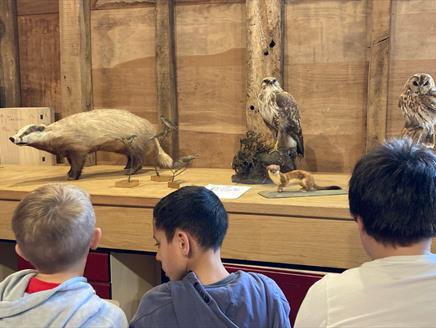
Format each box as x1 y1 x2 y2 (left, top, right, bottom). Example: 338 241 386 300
366 0 392 151
59 0 92 117
246 0 284 134
156 0 178 159
0 0 21 107
59 0 94 164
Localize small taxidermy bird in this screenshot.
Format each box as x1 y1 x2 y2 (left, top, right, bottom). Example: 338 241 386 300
399 73 436 148
150 116 177 141
257 77 304 156
173 155 196 170
160 115 177 131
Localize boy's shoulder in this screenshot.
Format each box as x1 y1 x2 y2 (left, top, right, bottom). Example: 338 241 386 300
134 282 173 316
55 277 128 327
86 298 128 327
55 279 128 327
0 269 38 301
0 271 127 328
236 270 285 296
130 282 174 327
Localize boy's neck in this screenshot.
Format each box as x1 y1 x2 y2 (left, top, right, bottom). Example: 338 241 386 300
369 239 433 260
188 248 229 285
35 256 87 284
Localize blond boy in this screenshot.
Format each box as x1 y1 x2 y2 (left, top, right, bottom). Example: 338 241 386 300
0 183 127 327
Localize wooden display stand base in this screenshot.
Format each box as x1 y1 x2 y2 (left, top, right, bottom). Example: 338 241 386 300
167 180 192 189
150 175 173 182
114 179 140 188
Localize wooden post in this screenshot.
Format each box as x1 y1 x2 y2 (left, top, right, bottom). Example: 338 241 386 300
0 0 21 107
365 0 392 151
59 0 94 164
155 0 178 159
246 0 284 135
59 0 92 117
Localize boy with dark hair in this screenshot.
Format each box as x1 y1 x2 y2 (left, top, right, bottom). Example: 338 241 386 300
130 186 291 328
0 183 128 327
295 138 436 327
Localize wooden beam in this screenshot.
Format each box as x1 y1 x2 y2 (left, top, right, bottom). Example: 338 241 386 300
0 0 21 107
59 0 92 118
246 0 284 134
155 0 178 159
365 0 392 151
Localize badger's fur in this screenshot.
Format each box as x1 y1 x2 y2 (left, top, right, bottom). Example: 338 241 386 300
10 109 173 180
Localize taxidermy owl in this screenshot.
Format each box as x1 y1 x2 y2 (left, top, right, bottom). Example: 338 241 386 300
399 73 436 148
257 77 304 156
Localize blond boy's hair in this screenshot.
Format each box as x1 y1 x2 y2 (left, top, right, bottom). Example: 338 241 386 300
12 183 96 273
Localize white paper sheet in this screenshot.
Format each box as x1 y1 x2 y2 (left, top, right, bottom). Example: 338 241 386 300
205 184 251 199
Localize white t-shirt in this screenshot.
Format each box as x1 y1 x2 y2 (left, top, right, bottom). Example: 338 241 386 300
295 254 436 328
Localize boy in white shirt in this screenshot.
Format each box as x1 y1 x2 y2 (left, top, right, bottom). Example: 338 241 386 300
295 138 436 328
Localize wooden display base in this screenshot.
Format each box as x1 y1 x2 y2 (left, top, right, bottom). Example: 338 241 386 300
167 180 192 189
114 179 140 188
258 189 346 198
150 175 173 182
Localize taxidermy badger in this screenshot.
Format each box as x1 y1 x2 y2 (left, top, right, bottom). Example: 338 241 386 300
9 109 173 180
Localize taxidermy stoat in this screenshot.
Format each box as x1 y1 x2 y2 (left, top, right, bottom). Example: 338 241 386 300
9 109 173 180
266 164 341 192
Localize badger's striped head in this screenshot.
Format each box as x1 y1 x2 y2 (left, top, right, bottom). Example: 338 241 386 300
9 124 46 145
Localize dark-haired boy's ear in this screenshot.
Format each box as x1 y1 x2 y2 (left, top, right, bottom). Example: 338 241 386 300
15 244 28 261
176 230 191 257
90 227 102 250
355 216 365 232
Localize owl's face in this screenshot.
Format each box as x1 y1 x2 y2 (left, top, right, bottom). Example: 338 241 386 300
261 77 282 91
406 73 435 95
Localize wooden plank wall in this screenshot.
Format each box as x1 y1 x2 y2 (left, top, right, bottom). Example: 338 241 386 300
386 0 436 140
175 2 246 167
0 107 55 165
285 0 367 172
91 2 156 165
14 0 436 172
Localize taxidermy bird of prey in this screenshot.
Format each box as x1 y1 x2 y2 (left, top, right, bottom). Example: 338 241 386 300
399 73 436 148
257 77 304 156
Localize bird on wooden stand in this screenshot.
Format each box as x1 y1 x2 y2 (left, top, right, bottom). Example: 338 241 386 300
257 77 304 157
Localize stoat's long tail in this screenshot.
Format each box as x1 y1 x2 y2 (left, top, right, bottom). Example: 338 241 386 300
314 185 341 190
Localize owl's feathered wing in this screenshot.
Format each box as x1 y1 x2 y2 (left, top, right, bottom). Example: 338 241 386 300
419 88 436 114
271 90 304 156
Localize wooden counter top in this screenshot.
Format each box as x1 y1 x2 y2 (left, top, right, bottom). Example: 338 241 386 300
0 165 366 269
0 164 352 219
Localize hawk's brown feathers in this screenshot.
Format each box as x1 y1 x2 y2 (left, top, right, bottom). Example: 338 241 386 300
257 77 304 156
